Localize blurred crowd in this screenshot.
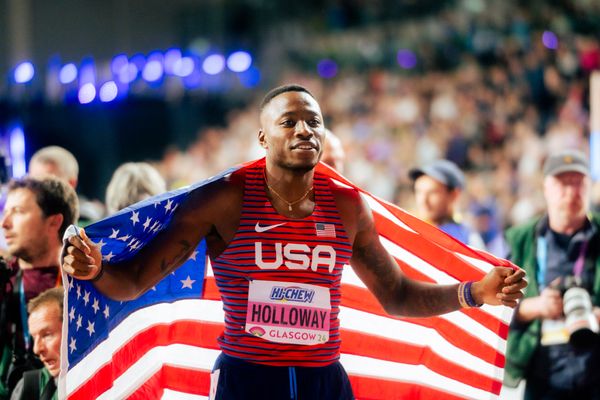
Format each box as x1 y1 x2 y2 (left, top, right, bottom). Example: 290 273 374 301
155 1 600 253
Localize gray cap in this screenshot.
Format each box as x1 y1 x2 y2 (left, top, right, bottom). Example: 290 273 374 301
409 159 465 190
543 150 589 177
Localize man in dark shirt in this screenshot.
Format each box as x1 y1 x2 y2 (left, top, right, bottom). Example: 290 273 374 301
0 178 78 399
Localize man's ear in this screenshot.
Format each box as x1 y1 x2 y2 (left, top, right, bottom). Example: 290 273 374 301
46 214 64 234
258 129 267 149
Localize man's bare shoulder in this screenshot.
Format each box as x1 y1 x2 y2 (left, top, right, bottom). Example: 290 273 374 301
180 171 244 219
328 178 365 241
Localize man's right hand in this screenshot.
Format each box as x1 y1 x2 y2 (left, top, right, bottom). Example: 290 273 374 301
62 228 103 280
516 285 563 322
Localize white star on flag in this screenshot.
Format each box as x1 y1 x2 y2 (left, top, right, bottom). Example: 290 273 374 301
76 315 82 331
83 290 90 306
143 217 152 231
86 320 95 336
103 305 110 319
130 211 140 225
180 275 196 289
94 239 106 253
69 337 77 354
69 306 75 322
92 298 100 314
109 228 119 239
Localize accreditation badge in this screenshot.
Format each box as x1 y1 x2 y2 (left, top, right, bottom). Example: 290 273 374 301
541 318 569 346
245 280 331 345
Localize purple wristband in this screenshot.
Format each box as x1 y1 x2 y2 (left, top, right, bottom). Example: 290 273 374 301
464 281 482 307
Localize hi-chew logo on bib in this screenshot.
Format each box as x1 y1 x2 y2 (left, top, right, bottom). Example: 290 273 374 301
270 286 315 303
246 280 331 345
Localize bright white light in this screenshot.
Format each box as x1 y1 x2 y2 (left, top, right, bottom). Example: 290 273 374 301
173 57 195 77
227 51 252 72
14 62 35 83
9 126 26 178
142 60 164 82
99 81 118 102
78 83 96 104
202 54 225 75
59 63 78 84
118 63 139 84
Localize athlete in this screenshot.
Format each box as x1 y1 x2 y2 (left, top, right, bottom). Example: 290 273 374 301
62 84 526 399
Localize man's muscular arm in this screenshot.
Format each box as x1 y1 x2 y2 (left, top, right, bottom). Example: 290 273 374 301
63 177 241 301
339 190 525 317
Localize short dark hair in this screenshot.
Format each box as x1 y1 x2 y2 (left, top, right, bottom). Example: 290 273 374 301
8 177 79 239
259 84 315 111
28 287 64 317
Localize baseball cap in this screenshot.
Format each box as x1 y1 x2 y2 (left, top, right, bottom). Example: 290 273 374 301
408 159 465 190
542 150 589 177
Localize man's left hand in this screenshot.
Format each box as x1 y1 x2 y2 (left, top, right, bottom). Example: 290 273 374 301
471 267 527 308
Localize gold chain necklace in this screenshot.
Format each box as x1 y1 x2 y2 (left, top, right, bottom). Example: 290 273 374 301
263 170 313 211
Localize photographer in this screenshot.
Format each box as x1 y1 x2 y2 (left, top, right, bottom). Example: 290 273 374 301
0 178 78 399
504 150 600 399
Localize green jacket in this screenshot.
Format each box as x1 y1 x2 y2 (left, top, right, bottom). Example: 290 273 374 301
9 367 56 400
503 212 600 387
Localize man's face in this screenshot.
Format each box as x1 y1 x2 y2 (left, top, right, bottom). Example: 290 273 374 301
1 188 52 262
544 171 590 222
258 91 326 172
29 302 62 377
414 175 458 225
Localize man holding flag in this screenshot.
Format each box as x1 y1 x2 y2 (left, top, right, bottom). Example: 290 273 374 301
62 84 526 399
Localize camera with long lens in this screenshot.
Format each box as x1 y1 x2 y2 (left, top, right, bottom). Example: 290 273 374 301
557 276 599 349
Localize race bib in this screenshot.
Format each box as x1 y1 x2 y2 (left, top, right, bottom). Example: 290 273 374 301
245 280 331 345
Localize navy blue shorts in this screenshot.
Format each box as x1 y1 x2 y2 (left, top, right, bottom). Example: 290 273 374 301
211 353 355 400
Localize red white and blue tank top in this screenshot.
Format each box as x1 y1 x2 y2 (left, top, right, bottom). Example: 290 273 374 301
211 162 353 366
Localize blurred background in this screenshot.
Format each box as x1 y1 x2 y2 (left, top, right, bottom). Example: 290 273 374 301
1 0 599 231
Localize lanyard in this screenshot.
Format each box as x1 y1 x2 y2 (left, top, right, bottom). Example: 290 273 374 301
17 271 31 350
536 235 588 290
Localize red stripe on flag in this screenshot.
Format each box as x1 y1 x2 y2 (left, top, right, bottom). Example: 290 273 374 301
127 365 211 399
340 330 502 393
348 374 471 400
68 320 222 399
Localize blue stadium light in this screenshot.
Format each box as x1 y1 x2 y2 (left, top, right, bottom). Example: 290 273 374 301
9 125 26 178
111 54 129 77
164 48 182 75
142 60 163 82
317 59 338 79
397 49 417 69
14 62 35 83
142 52 164 83
99 81 118 102
227 51 252 72
202 54 225 75
78 83 96 104
118 63 139 84
173 57 195 77
238 66 261 88
542 31 558 50
59 63 78 84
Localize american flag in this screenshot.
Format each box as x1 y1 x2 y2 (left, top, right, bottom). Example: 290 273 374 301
59 159 515 399
315 222 336 238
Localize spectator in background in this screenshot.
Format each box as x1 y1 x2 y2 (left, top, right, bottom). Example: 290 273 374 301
28 146 78 189
321 129 346 173
0 178 78 399
10 288 63 400
28 146 103 224
409 159 485 249
105 162 166 215
504 149 600 399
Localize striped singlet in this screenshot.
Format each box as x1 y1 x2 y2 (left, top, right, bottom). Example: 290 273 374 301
211 162 353 367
